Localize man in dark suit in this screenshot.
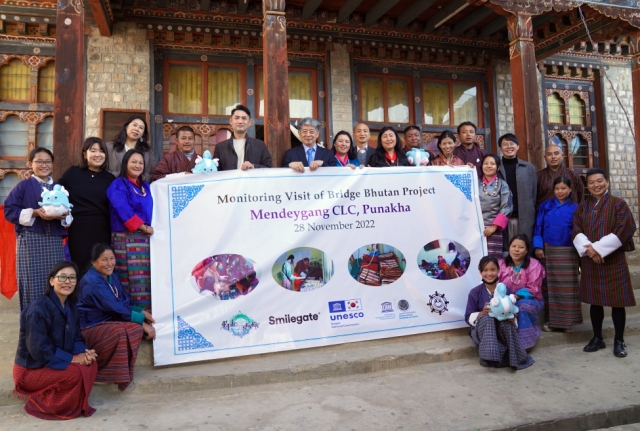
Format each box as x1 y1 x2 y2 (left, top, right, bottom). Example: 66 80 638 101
353 122 375 166
282 117 336 172
213 105 272 171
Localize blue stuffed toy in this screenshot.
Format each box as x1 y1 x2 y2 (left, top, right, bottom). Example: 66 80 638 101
488 283 519 321
38 184 73 217
192 150 219 174
405 148 430 166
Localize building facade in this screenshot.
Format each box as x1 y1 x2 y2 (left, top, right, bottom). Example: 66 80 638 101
1 0 639 239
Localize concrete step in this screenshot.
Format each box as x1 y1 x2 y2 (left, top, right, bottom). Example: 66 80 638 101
2 309 639 408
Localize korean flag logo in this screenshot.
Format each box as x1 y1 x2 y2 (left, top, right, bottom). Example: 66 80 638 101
345 299 362 311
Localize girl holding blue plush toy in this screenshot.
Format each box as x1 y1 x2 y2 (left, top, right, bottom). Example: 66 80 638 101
498 234 546 350
4 148 72 311
465 256 534 369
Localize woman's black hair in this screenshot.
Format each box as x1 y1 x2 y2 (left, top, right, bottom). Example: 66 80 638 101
481 153 501 171
90 243 115 264
119 149 146 182
287 254 295 261
375 126 403 155
504 234 532 269
553 176 574 202
80 137 109 171
29 147 54 163
437 130 457 153
331 131 357 160
112 115 150 153
44 260 79 303
478 255 499 272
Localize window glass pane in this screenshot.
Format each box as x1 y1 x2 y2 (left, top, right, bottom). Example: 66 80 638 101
0 173 20 205
547 92 565 124
38 62 55 103
36 117 53 152
168 65 202 114
570 134 588 167
0 115 28 157
289 70 313 119
422 82 450 125
360 76 384 122
453 83 477 125
568 94 586 126
207 66 241 116
387 79 409 123
0 59 30 102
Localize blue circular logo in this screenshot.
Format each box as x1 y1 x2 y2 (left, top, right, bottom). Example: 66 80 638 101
398 299 410 311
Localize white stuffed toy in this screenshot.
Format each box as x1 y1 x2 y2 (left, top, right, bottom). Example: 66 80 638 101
192 150 219 174
405 148 430 166
488 283 519 321
38 184 73 217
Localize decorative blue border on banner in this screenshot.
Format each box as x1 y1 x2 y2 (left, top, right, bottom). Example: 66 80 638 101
171 184 204 218
176 316 214 351
167 168 486 356
444 173 472 202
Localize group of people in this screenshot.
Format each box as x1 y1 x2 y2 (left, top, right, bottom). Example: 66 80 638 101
465 135 636 370
3 102 637 418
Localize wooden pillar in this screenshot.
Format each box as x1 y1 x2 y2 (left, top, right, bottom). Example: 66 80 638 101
53 0 85 179
262 0 290 166
507 12 544 170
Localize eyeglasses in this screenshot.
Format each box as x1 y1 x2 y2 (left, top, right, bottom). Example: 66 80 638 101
300 129 319 136
501 142 518 148
55 275 77 283
33 160 53 166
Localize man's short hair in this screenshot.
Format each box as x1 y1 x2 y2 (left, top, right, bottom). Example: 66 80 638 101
298 117 321 131
498 133 519 147
403 125 420 134
586 168 608 181
176 125 195 139
231 104 251 118
457 121 477 135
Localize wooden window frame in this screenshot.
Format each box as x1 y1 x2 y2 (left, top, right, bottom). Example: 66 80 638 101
163 60 246 117
254 66 318 120
358 73 414 125
420 77 483 127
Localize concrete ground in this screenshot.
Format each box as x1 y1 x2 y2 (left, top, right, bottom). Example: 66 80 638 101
0 333 639 431
0 254 639 430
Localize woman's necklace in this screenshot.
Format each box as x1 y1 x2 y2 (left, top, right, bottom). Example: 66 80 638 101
482 176 498 196
131 181 147 197
107 276 119 298
510 262 523 286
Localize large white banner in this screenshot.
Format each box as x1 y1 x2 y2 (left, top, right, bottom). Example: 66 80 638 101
151 166 486 366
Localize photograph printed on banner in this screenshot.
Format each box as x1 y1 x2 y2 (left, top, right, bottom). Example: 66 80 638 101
348 243 406 286
190 253 260 300
272 247 334 292
417 239 471 280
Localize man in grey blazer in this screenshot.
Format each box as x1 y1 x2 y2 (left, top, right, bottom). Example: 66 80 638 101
497 133 537 244
353 122 376 166
213 105 272 171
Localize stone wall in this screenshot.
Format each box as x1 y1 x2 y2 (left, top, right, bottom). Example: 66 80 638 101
494 60 514 139
329 44 353 138
85 22 151 139
602 62 639 241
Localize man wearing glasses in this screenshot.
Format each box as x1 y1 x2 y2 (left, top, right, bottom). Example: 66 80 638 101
282 117 336 172
497 133 537 243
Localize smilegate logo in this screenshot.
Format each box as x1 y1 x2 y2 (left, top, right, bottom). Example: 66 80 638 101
328 299 365 328
269 313 320 325
328 299 362 313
